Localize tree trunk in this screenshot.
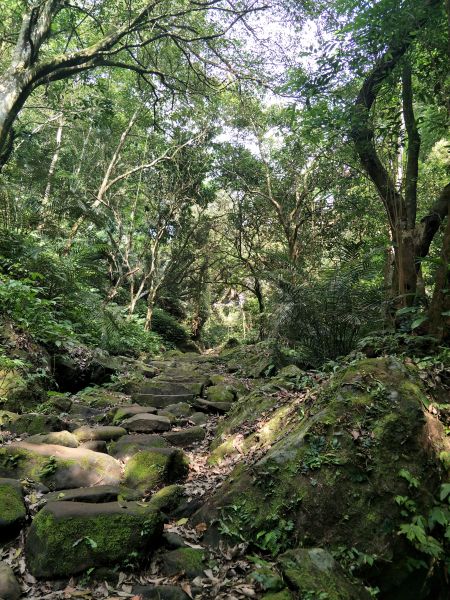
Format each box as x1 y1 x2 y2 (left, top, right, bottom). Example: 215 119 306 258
428 204 450 341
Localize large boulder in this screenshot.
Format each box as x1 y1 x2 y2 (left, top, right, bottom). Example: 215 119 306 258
8 413 68 435
26 430 79 448
0 478 26 538
0 442 121 489
72 425 126 442
194 358 446 597
26 501 163 577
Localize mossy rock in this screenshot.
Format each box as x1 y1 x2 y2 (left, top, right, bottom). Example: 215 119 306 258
0 478 26 538
161 548 206 578
9 413 67 436
124 449 189 493
278 547 370 599
221 343 286 378
194 358 444 597
109 434 169 459
206 384 236 404
0 410 19 427
0 442 121 490
148 485 185 514
25 501 163 577
164 427 206 448
113 404 157 424
26 430 79 448
73 425 126 442
0 562 21 600
75 388 130 408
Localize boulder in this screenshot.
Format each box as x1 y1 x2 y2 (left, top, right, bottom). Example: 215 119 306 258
193 398 232 414
26 430 79 448
124 449 189 493
26 501 163 577
193 358 445 597
80 440 108 453
160 548 206 579
278 548 370 600
163 402 192 417
8 413 67 435
113 404 157 423
206 384 235 404
189 412 207 426
109 434 169 459
0 442 121 489
164 427 206 448
0 562 21 600
73 425 126 442
0 410 19 427
0 478 26 538
148 485 185 514
122 414 171 433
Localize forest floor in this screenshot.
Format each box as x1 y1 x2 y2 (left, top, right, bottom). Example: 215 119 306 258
1 352 283 600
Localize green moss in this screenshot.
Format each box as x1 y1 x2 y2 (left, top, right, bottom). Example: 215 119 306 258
26 503 163 577
149 484 184 513
163 547 205 578
0 482 26 524
261 591 293 600
124 450 169 492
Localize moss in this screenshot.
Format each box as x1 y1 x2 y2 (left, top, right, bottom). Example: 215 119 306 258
124 450 169 492
26 503 163 577
163 547 206 578
0 482 26 525
207 385 235 404
148 484 184 513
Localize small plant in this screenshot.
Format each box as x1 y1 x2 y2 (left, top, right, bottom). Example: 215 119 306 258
72 536 98 550
38 456 58 478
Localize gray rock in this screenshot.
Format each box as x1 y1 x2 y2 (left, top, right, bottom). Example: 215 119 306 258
160 548 205 578
122 413 171 433
26 430 79 448
109 434 169 459
80 440 108 453
132 585 190 600
73 425 126 442
45 485 141 504
164 427 205 448
0 562 20 600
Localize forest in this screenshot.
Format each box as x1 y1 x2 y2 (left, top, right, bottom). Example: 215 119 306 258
0 1 449 599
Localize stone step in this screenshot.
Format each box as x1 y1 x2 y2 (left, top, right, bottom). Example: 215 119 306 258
122 413 171 433
132 393 195 408
163 426 206 448
45 485 141 504
123 448 189 493
109 433 169 459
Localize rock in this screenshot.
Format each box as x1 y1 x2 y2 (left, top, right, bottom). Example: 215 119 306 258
148 485 185 514
80 440 108 453
209 374 226 385
162 531 189 549
164 427 205 448
192 398 232 413
109 434 169 459
113 404 157 423
277 365 304 378
0 478 26 538
8 413 67 435
278 548 370 600
122 413 171 433
163 402 192 417
0 410 19 427
132 393 194 408
73 425 126 442
124 449 189 493
189 412 207 426
0 442 121 489
45 485 141 503
0 562 21 600
193 358 443 598
132 585 190 600
26 430 79 448
160 548 205 579
26 501 163 577
206 384 235 404
131 381 198 407
157 410 177 423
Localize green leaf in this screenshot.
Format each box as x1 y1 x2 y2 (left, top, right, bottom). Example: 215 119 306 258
411 316 428 330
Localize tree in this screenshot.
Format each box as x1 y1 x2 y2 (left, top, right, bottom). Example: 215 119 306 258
0 0 259 168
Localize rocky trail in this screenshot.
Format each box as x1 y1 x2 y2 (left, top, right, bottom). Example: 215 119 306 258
1 348 449 600
1 352 267 600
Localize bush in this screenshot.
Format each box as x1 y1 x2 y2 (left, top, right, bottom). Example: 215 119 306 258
151 308 189 346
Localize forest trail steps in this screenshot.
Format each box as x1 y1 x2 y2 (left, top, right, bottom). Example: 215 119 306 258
0 352 251 599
